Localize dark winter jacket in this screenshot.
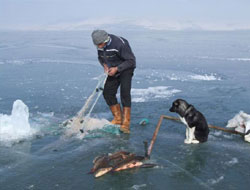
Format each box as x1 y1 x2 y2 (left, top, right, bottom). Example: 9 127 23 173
97 34 136 74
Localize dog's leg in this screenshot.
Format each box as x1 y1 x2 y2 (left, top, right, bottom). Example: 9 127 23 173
191 139 199 144
180 117 191 144
190 127 199 144
185 127 189 140
189 127 195 141
184 127 192 144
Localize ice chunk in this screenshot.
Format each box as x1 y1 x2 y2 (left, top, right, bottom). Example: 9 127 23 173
0 100 35 145
226 111 250 142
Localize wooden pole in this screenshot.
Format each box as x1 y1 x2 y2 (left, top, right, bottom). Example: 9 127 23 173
162 115 244 136
147 115 164 157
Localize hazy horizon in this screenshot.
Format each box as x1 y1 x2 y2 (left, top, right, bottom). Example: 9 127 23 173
1 0 250 31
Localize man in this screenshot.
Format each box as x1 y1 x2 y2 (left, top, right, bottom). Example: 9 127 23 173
91 30 136 134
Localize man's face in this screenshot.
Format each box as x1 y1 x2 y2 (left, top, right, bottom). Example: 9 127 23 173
97 42 106 49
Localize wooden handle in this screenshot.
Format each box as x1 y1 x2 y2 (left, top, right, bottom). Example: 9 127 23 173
162 115 244 136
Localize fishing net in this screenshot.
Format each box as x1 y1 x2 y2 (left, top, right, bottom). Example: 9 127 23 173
63 73 111 136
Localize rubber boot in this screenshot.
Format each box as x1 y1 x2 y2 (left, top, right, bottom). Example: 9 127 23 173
120 107 131 134
110 104 122 125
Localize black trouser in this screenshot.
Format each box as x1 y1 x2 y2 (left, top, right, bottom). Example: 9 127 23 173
103 68 134 107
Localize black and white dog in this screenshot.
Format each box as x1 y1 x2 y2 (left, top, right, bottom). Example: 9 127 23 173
169 99 209 144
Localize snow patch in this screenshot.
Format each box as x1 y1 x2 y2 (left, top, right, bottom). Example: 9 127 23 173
189 74 221 81
131 86 181 102
165 72 221 81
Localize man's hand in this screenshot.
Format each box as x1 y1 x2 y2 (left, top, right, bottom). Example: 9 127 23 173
103 64 109 73
108 67 118 76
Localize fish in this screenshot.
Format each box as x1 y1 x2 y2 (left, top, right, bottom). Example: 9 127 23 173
108 151 130 160
94 167 113 178
113 160 143 172
90 151 130 174
90 151 157 178
89 155 110 174
112 155 145 172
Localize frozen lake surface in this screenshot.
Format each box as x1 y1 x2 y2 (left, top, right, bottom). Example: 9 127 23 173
0 30 250 189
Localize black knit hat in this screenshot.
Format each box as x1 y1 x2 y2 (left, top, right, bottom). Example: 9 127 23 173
91 30 109 45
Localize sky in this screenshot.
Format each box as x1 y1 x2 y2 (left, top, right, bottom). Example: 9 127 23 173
1 0 250 31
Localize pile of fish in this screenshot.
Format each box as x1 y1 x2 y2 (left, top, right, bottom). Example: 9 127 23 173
89 114 166 178
89 150 156 178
